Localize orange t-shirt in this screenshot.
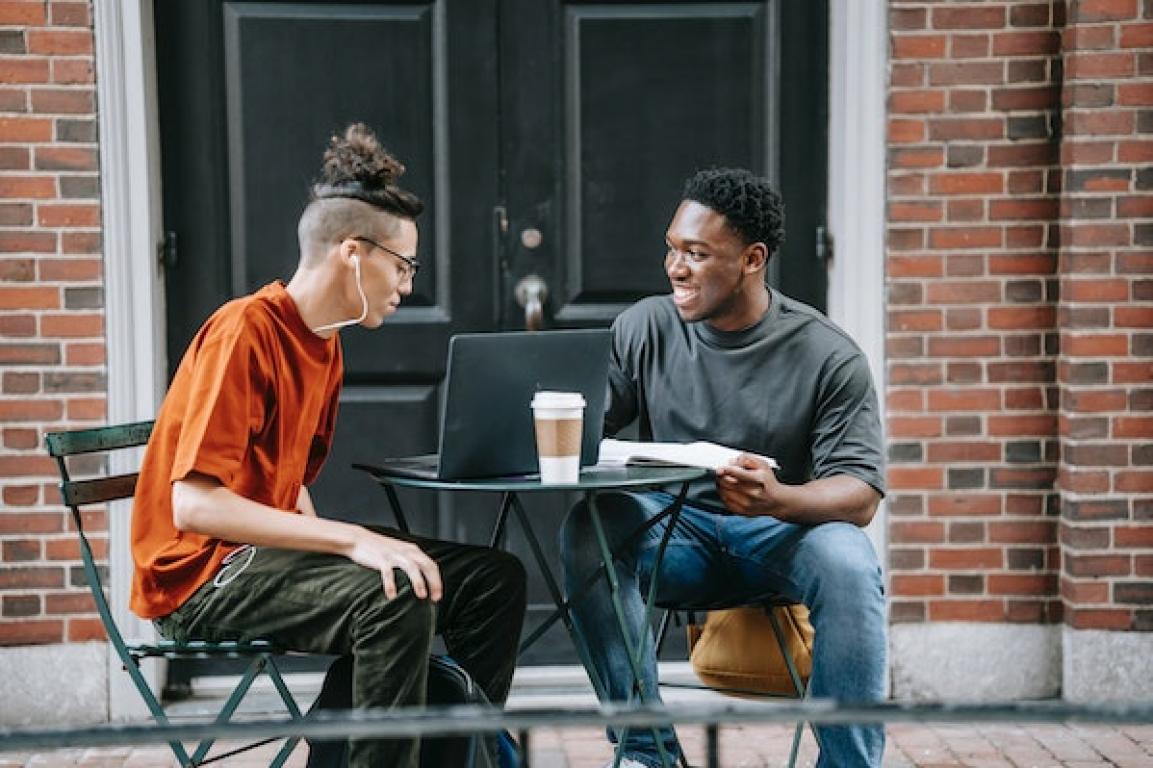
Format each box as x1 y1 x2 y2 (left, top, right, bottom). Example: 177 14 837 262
130 282 343 619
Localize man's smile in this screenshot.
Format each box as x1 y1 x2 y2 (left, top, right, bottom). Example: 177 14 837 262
671 285 699 306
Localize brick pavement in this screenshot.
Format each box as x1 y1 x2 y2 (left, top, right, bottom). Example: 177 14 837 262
1 723 1151 767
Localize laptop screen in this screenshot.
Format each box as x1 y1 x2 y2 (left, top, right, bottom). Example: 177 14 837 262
433 329 611 479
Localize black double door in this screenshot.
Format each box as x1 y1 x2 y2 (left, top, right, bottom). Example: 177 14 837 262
156 0 827 665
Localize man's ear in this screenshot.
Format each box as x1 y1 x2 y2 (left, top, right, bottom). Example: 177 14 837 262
335 237 360 267
743 242 769 273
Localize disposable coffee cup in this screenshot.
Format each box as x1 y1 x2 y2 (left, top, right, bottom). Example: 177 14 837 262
530 391 585 484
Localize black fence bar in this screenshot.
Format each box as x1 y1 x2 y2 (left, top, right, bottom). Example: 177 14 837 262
705 723 720 768
2 700 1152 753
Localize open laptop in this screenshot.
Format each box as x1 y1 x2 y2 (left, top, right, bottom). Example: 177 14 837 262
358 329 611 481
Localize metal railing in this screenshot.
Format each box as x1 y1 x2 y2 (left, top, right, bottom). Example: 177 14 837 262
2 699 1152 768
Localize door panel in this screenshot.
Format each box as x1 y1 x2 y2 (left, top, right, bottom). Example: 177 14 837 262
497 0 790 660
157 0 826 667
560 5 772 323
221 3 440 312
776 0 829 310
158 0 501 542
212 2 491 542
326 386 440 528
217 1 489 377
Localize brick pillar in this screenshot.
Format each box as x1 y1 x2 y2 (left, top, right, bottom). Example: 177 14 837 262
887 1 1063 632
0 0 106 647
1057 0 1153 634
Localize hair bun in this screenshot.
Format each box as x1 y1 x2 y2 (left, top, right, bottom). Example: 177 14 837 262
319 123 405 188
310 122 424 218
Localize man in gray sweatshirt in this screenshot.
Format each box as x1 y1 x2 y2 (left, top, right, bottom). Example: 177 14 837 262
561 167 887 768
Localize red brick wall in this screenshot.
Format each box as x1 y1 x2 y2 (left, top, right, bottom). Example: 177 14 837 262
888 0 1152 632
1 0 1147 649
0 0 105 646
1057 0 1153 632
886 1 1066 625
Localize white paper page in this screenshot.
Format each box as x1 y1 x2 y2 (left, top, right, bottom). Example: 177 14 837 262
598 438 778 470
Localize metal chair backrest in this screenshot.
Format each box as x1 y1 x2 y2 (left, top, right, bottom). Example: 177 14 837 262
45 421 304 767
44 420 154 660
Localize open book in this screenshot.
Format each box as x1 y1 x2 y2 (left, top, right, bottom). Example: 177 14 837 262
598 438 779 471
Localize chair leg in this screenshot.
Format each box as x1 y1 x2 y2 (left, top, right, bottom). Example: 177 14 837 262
189 655 268 765
766 609 817 768
765 610 805 699
264 657 304 767
787 721 804 768
119 654 193 766
265 657 304 718
654 609 673 655
269 737 301 768
791 694 826 766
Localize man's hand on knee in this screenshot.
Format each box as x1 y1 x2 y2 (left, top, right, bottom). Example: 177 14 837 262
345 531 443 602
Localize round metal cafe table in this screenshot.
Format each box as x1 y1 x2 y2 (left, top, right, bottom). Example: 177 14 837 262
354 463 707 701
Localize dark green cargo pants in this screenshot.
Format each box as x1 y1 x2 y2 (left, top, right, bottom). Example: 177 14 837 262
155 526 527 767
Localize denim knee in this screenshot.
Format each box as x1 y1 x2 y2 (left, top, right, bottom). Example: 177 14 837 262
560 492 645 577
560 499 591 561
798 523 884 606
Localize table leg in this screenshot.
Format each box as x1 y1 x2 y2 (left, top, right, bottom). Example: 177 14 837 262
588 483 690 768
509 493 612 702
381 483 411 534
521 491 686 651
489 492 513 549
638 481 689 694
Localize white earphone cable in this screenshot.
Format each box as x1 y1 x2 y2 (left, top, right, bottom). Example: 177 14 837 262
311 254 368 334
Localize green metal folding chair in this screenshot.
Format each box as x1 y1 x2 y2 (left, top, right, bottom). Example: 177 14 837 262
45 421 305 767
655 599 821 768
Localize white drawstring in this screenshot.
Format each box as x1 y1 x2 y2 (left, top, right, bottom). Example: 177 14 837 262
213 545 256 588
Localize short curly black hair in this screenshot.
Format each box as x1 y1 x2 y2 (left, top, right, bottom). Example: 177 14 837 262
682 168 785 253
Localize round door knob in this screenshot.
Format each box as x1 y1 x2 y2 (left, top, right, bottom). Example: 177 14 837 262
520 228 543 249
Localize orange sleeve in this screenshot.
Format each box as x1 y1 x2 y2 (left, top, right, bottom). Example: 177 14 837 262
170 313 269 489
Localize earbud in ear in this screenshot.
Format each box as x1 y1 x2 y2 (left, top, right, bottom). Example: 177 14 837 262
310 246 369 334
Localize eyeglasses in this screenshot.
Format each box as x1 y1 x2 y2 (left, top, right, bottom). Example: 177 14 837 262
354 236 421 280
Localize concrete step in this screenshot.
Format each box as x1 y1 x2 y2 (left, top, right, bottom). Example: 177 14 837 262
162 662 764 720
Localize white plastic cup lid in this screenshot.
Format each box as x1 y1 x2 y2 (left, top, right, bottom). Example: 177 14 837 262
531 391 586 409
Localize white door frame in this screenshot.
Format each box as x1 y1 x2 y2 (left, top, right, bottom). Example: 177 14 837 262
99 0 890 716
826 0 888 560
94 0 166 720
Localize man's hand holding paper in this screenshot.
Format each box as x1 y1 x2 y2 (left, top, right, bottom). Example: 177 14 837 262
715 453 794 520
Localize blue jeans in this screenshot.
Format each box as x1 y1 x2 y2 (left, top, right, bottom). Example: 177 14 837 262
560 491 887 768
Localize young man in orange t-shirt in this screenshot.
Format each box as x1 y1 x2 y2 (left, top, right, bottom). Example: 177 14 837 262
130 124 526 768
